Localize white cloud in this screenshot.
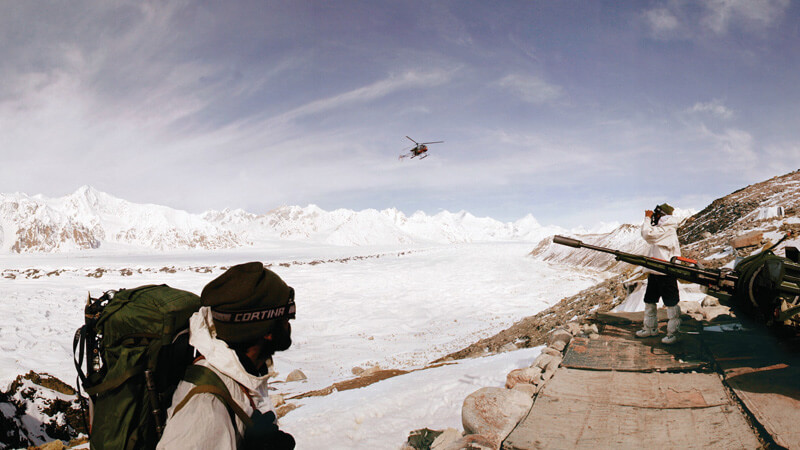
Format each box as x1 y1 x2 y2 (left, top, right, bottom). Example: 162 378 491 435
697 125 757 167
687 99 734 119
644 7 681 37
496 74 562 104
701 0 790 34
762 142 800 177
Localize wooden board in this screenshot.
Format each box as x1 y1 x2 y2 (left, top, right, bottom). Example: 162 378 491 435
540 368 730 409
503 368 760 450
704 330 800 448
562 325 708 372
594 311 704 332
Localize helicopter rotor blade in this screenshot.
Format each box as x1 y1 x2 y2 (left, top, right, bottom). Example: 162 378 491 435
420 141 444 145
405 136 419 144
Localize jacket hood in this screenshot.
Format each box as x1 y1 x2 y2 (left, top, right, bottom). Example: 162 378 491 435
189 306 272 392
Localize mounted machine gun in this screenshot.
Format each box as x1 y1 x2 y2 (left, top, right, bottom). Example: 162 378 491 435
553 234 800 333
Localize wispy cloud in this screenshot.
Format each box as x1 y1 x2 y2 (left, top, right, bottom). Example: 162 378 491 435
701 0 790 34
697 125 758 168
496 74 562 104
642 0 789 39
687 99 734 119
269 70 453 126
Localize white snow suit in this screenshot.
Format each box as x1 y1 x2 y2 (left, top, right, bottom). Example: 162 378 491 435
639 213 683 343
157 307 277 450
640 214 681 272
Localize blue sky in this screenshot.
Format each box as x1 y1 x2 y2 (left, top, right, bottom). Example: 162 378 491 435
1 0 798 227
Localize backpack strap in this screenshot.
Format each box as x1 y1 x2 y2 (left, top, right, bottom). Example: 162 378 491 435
173 365 254 430
85 365 146 397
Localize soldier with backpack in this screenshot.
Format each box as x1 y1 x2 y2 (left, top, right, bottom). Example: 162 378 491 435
157 262 296 449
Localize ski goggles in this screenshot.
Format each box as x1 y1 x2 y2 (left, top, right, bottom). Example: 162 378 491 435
211 287 296 324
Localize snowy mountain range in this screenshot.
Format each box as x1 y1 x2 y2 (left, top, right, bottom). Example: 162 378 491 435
6 169 796 256
0 186 619 253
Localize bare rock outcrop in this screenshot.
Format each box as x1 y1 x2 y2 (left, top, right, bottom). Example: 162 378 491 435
461 387 532 449
0 372 85 449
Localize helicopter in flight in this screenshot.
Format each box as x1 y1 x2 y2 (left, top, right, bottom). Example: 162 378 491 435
399 136 443 160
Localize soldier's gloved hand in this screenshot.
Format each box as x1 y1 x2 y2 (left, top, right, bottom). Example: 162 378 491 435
242 410 296 450
645 210 653 218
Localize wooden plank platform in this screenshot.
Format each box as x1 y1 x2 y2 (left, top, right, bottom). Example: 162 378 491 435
540 369 730 409
502 311 800 449
503 368 760 450
704 330 800 449
594 311 705 332
561 324 708 372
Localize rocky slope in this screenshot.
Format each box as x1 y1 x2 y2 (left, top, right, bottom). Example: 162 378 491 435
444 170 800 361
529 170 800 274
403 169 800 449
0 372 85 449
678 170 800 268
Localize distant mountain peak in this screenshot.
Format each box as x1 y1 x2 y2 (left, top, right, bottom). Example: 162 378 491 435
0 188 562 253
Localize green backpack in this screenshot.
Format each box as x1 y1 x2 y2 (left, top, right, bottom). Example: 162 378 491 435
73 285 248 450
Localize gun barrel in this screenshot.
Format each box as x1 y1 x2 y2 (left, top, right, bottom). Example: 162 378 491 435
553 235 623 258
552 235 582 248
552 235 737 295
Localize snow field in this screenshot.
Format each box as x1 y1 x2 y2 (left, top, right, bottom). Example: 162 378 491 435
282 347 544 450
0 242 606 448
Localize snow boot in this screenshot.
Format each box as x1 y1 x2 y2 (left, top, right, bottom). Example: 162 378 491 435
661 305 681 345
635 303 659 338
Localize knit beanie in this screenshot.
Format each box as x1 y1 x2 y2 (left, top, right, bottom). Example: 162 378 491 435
657 203 675 215
201 262 295 344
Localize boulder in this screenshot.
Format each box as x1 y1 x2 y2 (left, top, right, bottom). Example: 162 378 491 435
679 300 702 315
731 231 763 249
548 328 573 347
505 367 542 389
541 355 562 381
406 428 445 449
701 295 720 307
435 434 496 450
549 340 566 352
566 322 582 335
542 347 562 357
462 387 532 449
500 342 518 353
286 369 307 382
511 383 540 397
703 305 732 321
360 365 382 377
430 428 463 449
532 353 555 370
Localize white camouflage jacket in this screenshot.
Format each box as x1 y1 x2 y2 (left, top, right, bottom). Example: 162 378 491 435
156 307 276 450
641 214 682 274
